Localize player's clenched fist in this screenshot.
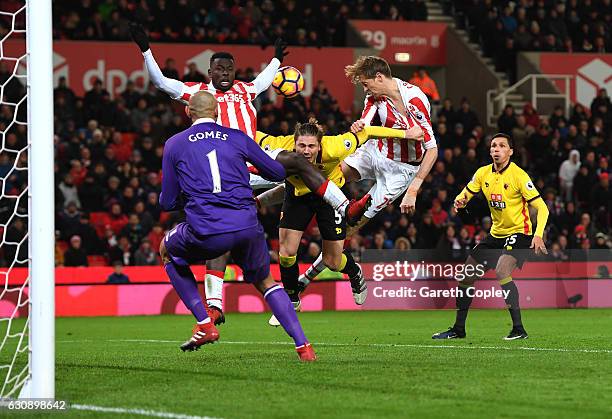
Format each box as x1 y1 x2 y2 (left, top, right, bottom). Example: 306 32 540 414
454 194 468 209
404 125 424 141
350 119 366 133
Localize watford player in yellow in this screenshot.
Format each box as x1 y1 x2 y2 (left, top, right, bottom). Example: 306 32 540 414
433 133 549 340
256 119 424 326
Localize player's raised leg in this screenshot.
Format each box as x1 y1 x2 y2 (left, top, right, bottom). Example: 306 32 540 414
275 151 369 226
160 232 219 351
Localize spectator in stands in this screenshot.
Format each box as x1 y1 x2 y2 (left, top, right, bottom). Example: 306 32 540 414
161 58 180 80
75 213 101 254
121 213 145 252
456 98 479 133
497 104 517 134
559 150 581 202
409 67 440 103
58 174 81 209
57 201 81 241
134 238 158 266
106 261 130 284
590 172 611 214
182 62 208 83
64 235 89 267
108 235 133 266
121 80 141 110
522 103 540 129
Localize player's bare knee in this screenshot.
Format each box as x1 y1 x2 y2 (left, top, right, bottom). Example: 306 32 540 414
207 253 229 270
495 256 516 280
159 241 171 264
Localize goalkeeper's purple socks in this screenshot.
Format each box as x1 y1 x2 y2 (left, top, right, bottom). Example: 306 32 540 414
164 262 208 322
264 285 308 347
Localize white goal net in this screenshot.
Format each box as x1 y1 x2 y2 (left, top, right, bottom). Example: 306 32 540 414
0 0 54 399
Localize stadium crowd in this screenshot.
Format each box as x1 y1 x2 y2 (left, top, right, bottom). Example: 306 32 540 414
51 0 428 47
448 0 612 82
0 1 610 269
2 61 610 268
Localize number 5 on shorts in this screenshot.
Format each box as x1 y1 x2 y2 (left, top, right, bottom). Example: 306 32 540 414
504 235 517 248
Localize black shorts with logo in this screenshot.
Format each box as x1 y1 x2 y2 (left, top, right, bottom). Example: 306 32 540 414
470 233 533 272
279 181 347 241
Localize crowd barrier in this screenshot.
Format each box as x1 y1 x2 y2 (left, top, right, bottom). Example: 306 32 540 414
2 261 611 317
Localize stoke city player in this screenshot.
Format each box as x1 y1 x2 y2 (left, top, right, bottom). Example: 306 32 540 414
300 56 438 285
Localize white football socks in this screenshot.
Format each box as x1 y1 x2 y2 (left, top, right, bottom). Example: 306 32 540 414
300 252 326 286
205 273 224 310
320 180 349 213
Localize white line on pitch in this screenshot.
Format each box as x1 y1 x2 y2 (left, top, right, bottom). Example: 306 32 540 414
71 403 220 419
57 339 612 354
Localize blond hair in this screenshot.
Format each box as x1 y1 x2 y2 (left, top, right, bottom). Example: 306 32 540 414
294 118 324 143
344 56 392 84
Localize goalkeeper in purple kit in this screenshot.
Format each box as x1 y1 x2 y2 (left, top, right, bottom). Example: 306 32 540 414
159 91 315 361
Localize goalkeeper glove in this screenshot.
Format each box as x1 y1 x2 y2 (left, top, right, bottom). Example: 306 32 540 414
129 22 150 53
274 38 289 63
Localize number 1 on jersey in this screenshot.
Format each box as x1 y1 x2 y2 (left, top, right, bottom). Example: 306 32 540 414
206 149 222 193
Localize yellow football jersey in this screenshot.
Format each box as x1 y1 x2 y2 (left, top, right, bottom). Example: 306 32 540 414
465 162 540 238
256 126 405 196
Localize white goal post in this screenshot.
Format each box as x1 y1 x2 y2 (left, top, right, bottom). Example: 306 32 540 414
0 0 54 399
25 0 55 399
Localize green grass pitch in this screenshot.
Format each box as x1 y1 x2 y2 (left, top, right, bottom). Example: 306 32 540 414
2 309 612 418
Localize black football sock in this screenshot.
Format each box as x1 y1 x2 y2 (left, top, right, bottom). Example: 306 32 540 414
500 277 523 329
454 283 474 331
340 250 360 278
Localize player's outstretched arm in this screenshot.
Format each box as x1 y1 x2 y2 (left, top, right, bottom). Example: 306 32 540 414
245 137 286 181
253 38 288 95
129 22 184 100
360 125 424 144
529 197 549 255
400 146 438 215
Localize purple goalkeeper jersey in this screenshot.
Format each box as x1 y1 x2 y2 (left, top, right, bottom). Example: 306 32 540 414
160 118 286 236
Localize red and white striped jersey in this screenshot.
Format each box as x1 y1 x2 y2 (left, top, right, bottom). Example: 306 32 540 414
361 78 437 163
180 81 259 140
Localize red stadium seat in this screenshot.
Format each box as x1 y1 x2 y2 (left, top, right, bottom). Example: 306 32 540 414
87 255 108 267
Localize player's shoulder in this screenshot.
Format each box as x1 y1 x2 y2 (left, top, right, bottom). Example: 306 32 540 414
507 162 529 177
395 77 424 96
476 164 494 178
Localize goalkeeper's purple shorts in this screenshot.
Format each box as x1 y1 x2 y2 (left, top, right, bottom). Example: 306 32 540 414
164 221 270 283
